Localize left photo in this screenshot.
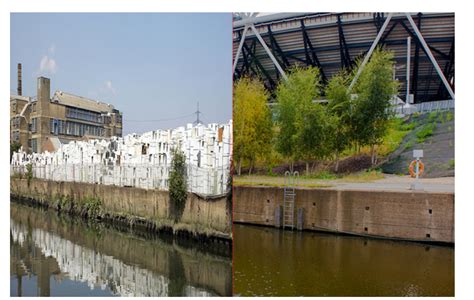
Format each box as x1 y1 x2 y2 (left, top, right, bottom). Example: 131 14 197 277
9 13 232 297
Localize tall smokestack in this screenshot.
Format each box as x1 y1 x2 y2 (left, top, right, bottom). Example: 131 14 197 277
17 63 22 96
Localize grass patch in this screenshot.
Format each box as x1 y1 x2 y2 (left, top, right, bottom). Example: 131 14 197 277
446 111 454 122
416 123 436 143
302 170 338 180
339 169 384 182
448 159 455 169
405 140 414 150
233 180 333 189
428 111 439 122
376 117 414 157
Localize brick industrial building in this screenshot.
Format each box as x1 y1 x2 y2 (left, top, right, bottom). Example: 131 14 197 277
10 64 123 153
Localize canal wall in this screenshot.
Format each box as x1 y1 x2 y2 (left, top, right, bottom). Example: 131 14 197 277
10 178 231 240
233 186 454 243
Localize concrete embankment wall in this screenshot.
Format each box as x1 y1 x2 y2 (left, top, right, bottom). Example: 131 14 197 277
11 178 231 240
233 186 454 243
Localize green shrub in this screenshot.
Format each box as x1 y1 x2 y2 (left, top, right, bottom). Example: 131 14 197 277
83 196 102 218
446 111 454 122
416 123 436 143
428 111 439 122
400 121 417 131
26 163 33 186
169 148 187 222
448 159 455 169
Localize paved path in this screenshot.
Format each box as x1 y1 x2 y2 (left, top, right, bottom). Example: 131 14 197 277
235 175 454 193
334 175 454 193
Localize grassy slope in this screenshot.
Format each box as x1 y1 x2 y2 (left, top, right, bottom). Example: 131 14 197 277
381 110 454 178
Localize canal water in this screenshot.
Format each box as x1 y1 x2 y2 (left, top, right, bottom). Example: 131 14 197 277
10 202 232 297
233 224 454 296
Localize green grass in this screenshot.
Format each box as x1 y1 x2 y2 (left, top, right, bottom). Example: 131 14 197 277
446 111 454 122
400 121 417 131
376 117 415 157
233 180 333 189
448 159 455 169
428 111 439 122
405 140 414 150
339 169 384 182
302 170 338 180
416 123 436 143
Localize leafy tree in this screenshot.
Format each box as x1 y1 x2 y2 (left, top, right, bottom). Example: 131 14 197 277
352 47 399 165
275 66 322 173
325 72 352 172
294 102 332 174
169 148 187 222
233 77 273 175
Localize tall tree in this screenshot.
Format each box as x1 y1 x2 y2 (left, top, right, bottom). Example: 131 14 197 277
275 66 322 173
326 72 352 172
352 47 399 165
233 77 273 175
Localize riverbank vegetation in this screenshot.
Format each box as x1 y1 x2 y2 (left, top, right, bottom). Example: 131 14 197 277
169 148 187 222
234 47 400 177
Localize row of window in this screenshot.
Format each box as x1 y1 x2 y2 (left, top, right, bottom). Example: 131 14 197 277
50 119 105 137
66 107 102 124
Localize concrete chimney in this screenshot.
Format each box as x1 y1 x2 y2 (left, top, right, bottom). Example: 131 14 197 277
17 63 22 96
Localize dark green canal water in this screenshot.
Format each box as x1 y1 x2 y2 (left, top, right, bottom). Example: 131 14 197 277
233 224 454 296
10 202 232 297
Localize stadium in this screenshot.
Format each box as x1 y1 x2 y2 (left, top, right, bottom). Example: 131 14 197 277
233 13 454 105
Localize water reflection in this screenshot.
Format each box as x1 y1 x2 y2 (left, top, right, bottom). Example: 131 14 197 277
10 203 232 296
233 224 454 296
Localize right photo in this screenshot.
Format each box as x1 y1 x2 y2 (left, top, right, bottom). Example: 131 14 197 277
232 12 454 296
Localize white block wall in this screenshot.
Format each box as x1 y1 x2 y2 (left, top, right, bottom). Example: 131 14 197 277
11 121 232 196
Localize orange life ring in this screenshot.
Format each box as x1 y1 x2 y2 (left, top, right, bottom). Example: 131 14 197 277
409 160 424 178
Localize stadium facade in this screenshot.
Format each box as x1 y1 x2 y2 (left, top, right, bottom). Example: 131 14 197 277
233 13 454 104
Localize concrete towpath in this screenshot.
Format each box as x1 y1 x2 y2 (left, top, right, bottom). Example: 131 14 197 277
234 174 454 193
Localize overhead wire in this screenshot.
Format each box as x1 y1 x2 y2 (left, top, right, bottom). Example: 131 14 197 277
124 112 195 123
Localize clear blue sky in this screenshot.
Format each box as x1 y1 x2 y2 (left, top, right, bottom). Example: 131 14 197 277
10 13 232 134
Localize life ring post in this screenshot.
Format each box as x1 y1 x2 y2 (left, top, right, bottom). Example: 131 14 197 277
410 149 424 191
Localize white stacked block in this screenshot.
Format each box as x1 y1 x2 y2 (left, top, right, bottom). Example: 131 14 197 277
11 121 232 196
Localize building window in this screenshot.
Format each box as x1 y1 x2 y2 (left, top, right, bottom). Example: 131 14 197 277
50 119 59 135
31 138 38 153
115 113 122 124
12 102 17 113
11 117 20 129
12 131 20 142
31 118 37 133
66 107 101 123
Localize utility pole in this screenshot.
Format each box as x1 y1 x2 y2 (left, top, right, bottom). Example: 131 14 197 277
194 102 201 125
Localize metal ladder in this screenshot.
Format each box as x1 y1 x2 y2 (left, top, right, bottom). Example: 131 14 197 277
283 171 299 229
